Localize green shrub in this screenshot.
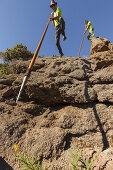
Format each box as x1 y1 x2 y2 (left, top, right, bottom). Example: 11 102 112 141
71 147 82 170
16 153 45 170
14 145 45 170
3 43 33 61
0 63 8 76
71 147 99 170
40 107 48 115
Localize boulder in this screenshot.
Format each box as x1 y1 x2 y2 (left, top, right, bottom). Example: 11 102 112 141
90 37 110 55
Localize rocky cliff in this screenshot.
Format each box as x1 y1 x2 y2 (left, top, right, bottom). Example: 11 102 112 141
0 37 113 169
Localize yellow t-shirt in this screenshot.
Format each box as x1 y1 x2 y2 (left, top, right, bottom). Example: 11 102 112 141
88 21 93 32
54 7 62 28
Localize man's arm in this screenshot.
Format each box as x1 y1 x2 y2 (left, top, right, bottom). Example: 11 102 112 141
85 25 89 32
50 12 55 27
50 12 60 27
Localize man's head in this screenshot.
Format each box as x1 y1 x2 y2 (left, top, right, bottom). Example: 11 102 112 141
85 20 88 24
50 0 57 11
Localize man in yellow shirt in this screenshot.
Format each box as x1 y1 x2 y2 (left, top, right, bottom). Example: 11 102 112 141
50 0 66 57
85 20 95 40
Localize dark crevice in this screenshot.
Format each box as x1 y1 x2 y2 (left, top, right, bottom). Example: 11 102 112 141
64 129 98 151
91 81 113 85
101 160 112 170
64 132 86 151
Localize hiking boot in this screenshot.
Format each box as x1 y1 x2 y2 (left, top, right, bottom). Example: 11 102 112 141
59 53 64 58
62 36 67 41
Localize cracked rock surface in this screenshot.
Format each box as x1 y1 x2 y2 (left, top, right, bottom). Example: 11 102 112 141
0 38 113 169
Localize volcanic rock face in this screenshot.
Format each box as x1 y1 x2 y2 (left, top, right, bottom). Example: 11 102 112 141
0 38 113 169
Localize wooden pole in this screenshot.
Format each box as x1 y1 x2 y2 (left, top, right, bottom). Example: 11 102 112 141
78 30 86 57
16 19 50 103
29 19 50 70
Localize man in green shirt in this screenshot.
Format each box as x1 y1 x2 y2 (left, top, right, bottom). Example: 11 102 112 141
50 0 66 57
85 20 95 40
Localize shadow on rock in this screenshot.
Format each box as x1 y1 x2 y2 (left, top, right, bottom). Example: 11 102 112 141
0 157 14 170
84 80 109 150
93 105 110 151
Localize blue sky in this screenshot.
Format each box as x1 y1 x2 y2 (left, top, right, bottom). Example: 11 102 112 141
0 0 113 59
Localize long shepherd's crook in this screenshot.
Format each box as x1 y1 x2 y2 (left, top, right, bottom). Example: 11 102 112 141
78 29 86 57
16 19 51 103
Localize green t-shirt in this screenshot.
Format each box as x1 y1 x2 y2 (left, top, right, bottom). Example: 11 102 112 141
88 21 93 32
54 7 62 28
